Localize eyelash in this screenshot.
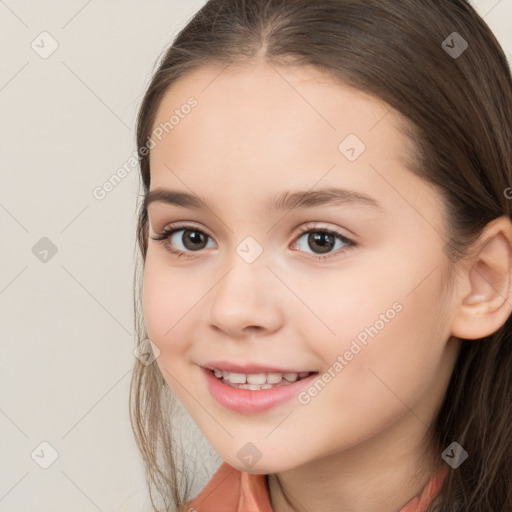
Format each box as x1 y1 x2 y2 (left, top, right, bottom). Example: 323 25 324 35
150 222 356 261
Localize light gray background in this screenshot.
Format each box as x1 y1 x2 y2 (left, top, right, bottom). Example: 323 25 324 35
1 1 511 510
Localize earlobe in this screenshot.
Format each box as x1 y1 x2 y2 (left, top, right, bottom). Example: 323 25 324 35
451 216 512 340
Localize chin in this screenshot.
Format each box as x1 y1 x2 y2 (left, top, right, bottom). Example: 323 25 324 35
223 454 301 475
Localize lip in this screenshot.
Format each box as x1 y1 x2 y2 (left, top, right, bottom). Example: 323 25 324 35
202 360 315 374
202 367 319 413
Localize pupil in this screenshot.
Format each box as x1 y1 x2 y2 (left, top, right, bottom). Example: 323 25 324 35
183 230 206 250
308 232 334 254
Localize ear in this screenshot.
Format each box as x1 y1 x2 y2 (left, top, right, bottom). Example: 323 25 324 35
450 216 512 340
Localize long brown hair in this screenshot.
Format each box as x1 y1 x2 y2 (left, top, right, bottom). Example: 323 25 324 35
129 1 512 510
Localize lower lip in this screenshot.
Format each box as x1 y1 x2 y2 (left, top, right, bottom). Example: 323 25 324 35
202 367 318 413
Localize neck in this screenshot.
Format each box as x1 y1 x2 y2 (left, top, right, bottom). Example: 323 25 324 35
267 411 441 512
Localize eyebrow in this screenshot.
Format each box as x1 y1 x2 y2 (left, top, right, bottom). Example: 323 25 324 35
144 186 383 213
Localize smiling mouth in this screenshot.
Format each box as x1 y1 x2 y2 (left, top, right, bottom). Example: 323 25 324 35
210 369 318 390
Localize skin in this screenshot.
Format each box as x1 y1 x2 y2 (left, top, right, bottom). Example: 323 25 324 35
142 60 512 512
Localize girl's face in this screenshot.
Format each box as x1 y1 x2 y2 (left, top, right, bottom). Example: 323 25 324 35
143 61 461 474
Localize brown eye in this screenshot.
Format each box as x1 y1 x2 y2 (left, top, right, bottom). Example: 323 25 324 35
151 223 355 261
306 232 336 254
180 229 209 251
294 226 353 257
150 226 216 257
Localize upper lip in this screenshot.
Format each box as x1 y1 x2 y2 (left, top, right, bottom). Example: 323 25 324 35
202 360 317 374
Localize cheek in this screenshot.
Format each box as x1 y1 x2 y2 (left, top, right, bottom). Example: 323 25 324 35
300 254 450 403
312 273 450 435
142 253 202 355
142 255 208 400
312 246 450 364
292 264 402 351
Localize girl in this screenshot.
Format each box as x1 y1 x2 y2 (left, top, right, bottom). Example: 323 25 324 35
129 0 512 510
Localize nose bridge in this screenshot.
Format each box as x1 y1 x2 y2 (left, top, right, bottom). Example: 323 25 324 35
216 232 269 297
207 244 283 335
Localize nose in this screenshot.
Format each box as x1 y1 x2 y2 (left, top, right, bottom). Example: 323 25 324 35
207 258 284 338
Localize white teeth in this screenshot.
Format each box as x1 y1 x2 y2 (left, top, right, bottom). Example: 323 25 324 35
246 373 266 385
266 372 283 384
212 369 312 385
227 372 246 384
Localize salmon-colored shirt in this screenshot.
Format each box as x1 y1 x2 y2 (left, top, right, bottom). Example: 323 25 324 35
186 461 448 512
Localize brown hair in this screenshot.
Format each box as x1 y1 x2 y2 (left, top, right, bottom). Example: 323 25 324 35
129 1 512 510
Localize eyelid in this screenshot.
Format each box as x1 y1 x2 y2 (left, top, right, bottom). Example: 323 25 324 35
151 220 216 241
294 222 353 240
152 220 352 241
150 221 356 260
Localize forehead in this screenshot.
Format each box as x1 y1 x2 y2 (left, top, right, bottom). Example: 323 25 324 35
150 60 415 168
147 60 427 217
